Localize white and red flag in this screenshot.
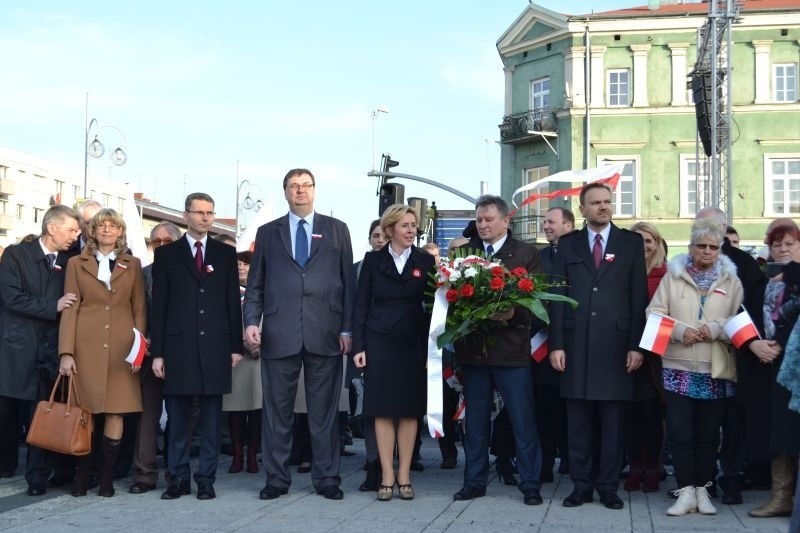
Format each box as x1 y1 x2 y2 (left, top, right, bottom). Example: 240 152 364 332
639 312 676 356
724 310 760 349
125 328 148 368
530 330 549 363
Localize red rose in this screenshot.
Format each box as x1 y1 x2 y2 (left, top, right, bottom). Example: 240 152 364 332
518 278 534 292
511 267 528 278
459 284 475 298
489 277 505 291
491 266 505 277
446 289 459 303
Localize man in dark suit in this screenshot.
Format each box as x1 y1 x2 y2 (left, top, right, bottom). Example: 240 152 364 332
534 206 574 482
549 182 648 510
244 168 354 501
150 193 243 501
129 221 182 494
0 205 80 495
452 195 545 506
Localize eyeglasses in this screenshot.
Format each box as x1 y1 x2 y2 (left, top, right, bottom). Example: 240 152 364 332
150 238 174 246
186 210 215 217
285 183 314 192
693 243 720 251
97 224 120 231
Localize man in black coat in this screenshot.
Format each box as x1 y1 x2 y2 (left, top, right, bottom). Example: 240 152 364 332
697 207 768 503
150 193 243 501
534 206 575 482
452 195 545 506
0 205 80 495
549 183 648 510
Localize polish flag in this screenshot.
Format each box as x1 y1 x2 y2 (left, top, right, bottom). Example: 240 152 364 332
125 328 148 367
724 310 760 349
453 394 466 421
530 330 549 363
639 313 675 356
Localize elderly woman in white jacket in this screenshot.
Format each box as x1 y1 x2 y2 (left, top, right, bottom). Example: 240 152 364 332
646 218 743 517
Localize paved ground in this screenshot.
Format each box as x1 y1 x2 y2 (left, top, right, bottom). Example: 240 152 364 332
0 437 791 532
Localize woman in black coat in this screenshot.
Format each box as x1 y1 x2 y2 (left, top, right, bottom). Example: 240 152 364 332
353 204 433 502
747 222 800 518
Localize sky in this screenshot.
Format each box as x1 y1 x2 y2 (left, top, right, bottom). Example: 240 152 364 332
0 0 640 255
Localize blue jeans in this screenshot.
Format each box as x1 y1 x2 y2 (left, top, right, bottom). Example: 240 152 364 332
461 364 542 493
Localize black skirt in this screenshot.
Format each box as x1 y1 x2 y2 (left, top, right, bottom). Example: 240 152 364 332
362 330 426 418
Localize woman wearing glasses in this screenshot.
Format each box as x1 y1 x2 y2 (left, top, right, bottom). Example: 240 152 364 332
58 209 146 498
646 218 743 517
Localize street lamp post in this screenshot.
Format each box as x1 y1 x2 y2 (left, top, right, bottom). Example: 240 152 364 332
83 94 128 198
371 107 389 171
235 166 263 238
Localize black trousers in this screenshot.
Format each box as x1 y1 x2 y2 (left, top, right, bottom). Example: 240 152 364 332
438 381 460 460
664 391 726 488
535 384 569 475
0 373 59 488
566 399 625 493
165 394 222 484
719 402 746 486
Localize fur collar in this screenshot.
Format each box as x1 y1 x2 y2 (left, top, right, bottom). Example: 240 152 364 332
667 252 738 279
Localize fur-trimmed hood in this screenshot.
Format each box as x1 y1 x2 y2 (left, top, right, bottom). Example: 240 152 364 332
666 252 738 280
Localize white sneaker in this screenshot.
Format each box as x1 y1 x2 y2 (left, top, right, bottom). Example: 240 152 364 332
667 485 698 516
695 483 717 515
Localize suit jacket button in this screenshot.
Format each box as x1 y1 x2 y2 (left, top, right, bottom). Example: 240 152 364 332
200 331 205 335
200 288 205 293
591 311 597 317
103 343 108 348
592 287 598 292
199 309 204 314
105 306 110 311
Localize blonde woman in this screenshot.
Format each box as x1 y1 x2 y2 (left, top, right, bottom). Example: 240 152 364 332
59 208 146 497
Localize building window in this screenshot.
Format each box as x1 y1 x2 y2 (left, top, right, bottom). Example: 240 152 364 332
774 63 797 102
102 193 111 206
0 199 6 215
16 205 24 221
72 184 81 198
529 77 550 110
608 69 630 107
680 156 709 217
598 158 636 216
33 207 45 224
0 165 7 179
766 157 800 215
118 197 125 211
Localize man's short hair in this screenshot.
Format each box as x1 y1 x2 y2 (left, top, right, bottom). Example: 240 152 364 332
547 206 575 227
282 168 316 189
579 182 612 206
184 192 215 211
76 199 103 217
696 206 727 230
475 195 510 217
726 226 739 236
150 221 182 241
41 205 79 235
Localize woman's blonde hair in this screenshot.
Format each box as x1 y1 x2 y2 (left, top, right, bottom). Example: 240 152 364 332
88 208 128 254
380 204 418 241
630 221 665 273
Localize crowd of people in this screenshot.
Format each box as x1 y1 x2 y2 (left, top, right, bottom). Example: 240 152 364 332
0 174 798 528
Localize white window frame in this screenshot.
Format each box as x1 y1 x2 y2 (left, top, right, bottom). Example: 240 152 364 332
764 154 800 216
607 69 630 107
596 156 638 218
522 166 550 217
529 77 550 111
773 63 798 103
679 155 710 218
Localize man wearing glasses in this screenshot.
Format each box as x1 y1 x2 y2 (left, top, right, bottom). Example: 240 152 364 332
244 168 354 501
150 194 243 501
129 221 182 495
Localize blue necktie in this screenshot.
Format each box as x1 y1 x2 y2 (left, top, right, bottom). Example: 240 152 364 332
486 244 494 257
295 219 308 267
46 253 56 270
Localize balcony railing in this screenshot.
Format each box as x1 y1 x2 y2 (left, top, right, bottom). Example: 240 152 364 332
510 214 544 243
499 108 557 144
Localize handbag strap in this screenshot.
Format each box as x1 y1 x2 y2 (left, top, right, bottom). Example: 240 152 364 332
67 375 83 409
47 374 63 406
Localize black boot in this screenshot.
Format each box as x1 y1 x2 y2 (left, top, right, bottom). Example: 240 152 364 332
98 436 121 497
359 460 380 492
71 454 94 497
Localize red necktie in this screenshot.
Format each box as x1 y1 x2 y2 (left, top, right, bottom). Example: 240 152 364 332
592 234 603 269
194 241 204 274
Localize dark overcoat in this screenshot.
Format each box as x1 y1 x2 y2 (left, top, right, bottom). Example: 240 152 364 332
150 236 243 396
0 240 70 400
549 224 648 401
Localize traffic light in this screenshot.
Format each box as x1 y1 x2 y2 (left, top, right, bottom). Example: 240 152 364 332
379 183 405 216
380 153 399 173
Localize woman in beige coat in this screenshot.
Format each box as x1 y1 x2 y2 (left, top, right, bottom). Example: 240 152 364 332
59 208 146 498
